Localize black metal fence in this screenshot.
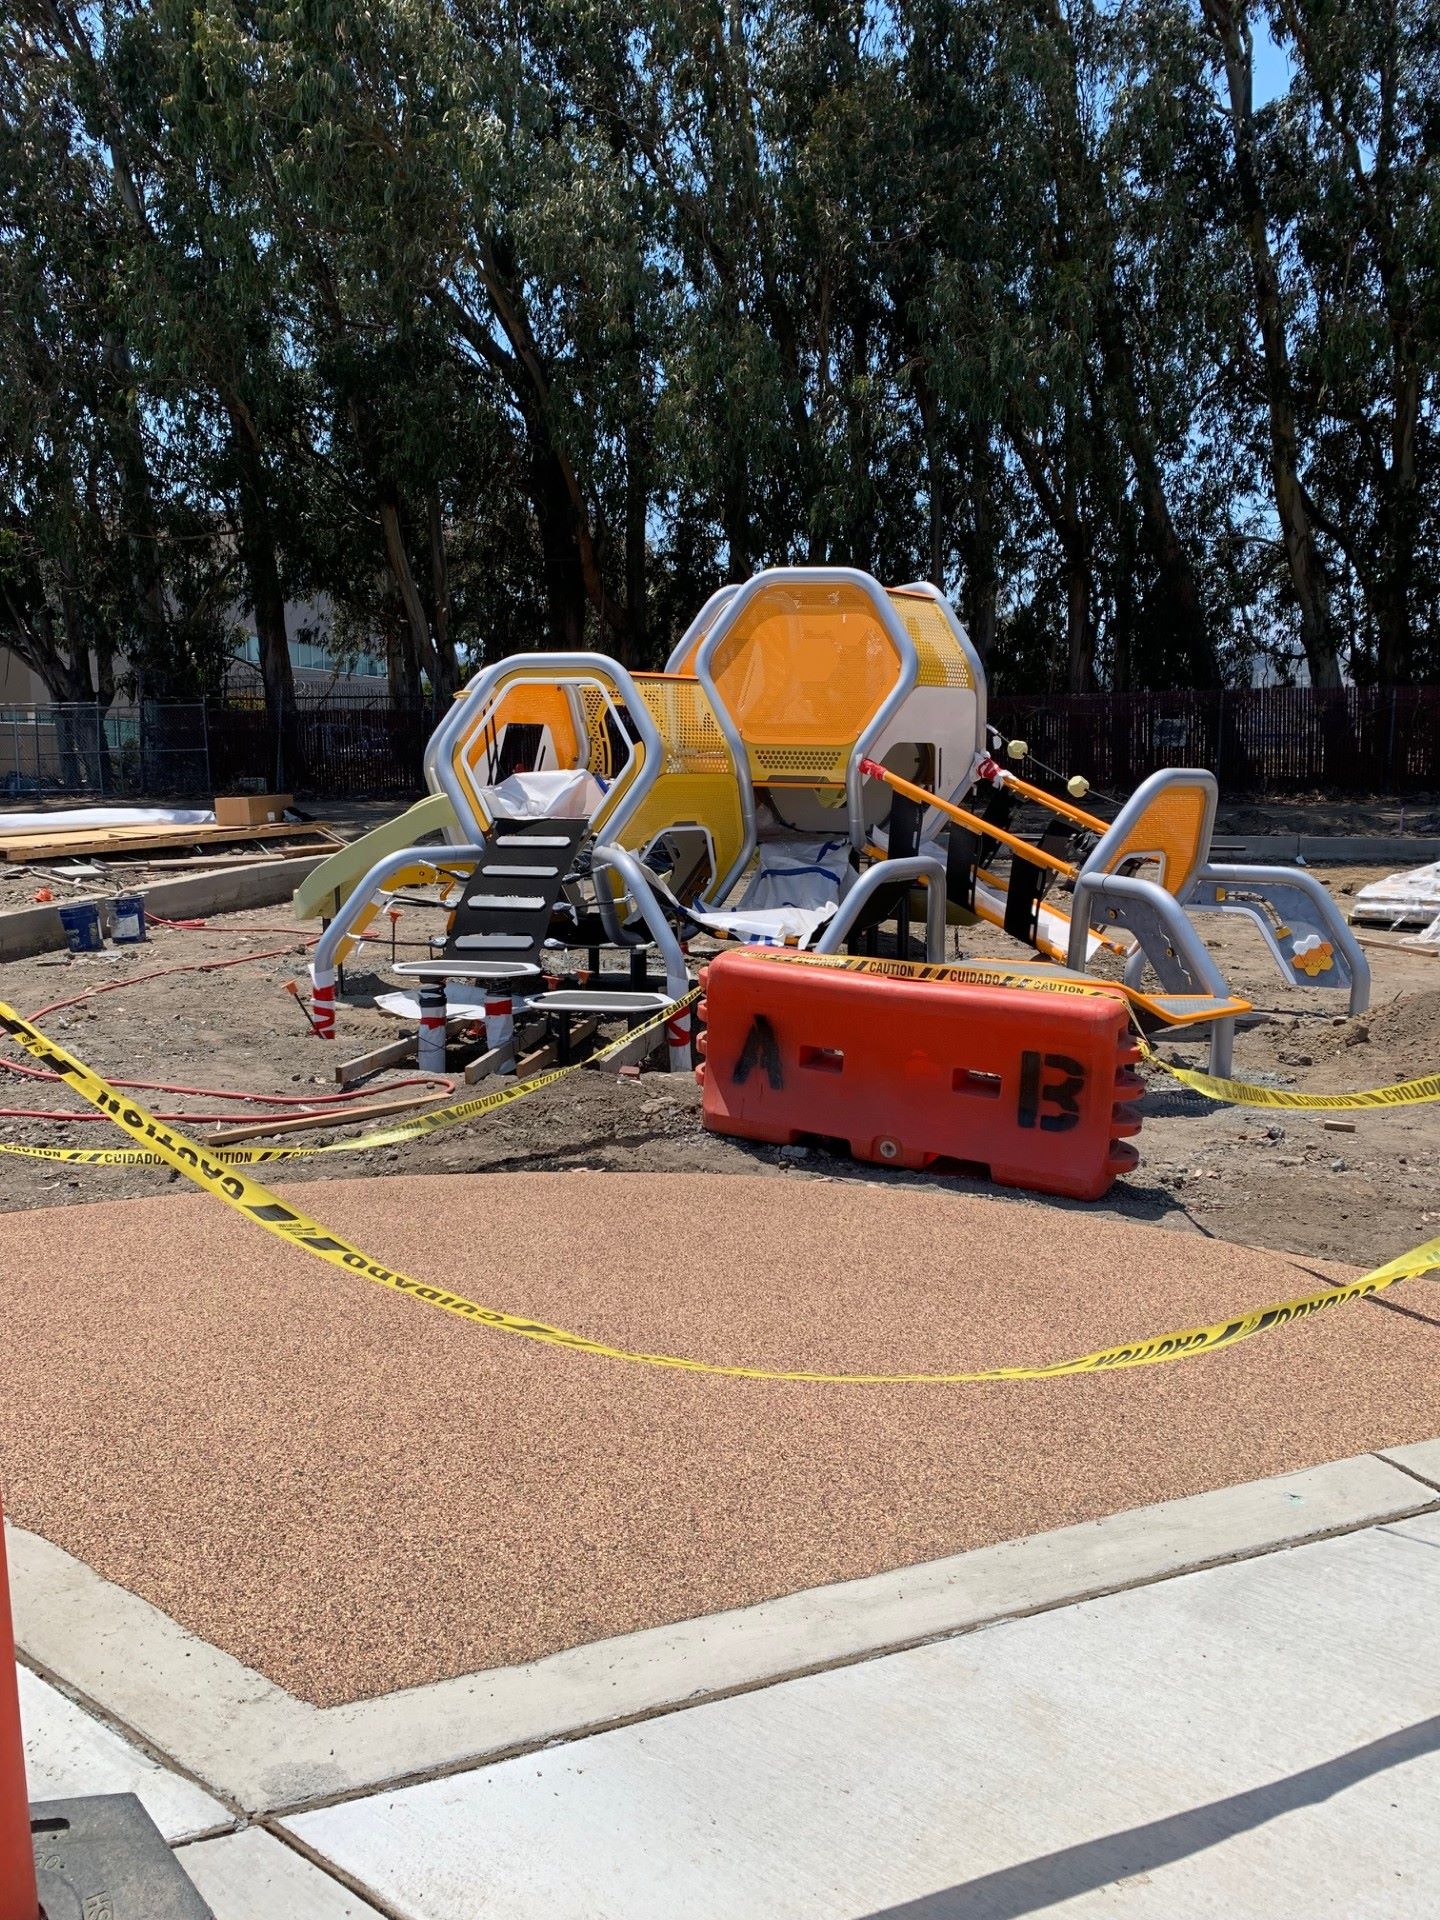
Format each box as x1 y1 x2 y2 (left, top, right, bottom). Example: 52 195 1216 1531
205 697 437 798
5 685 1438 802
987 686 1440 796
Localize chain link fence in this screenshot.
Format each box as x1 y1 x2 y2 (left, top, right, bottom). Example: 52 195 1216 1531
0 704 210 800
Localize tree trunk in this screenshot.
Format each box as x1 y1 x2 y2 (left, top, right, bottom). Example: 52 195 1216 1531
624 417 648 669
104 338 170 671
385 620 421 710
1204 0 1341 687
378 489 441 691
1376 366 1420 682
909 359 946 586
227 405 296 787
426 486 460 696
720 441 751 583
530 442 588 648
1032 0 1216 686
963 426 999 665
1066 553 1094 694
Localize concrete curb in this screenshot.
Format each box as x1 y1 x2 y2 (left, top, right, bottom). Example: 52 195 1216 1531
9 1449 1436 1817
0 856 323 961
1217 833 1440 865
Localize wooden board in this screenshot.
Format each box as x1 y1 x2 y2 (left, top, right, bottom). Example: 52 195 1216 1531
0 821 342 863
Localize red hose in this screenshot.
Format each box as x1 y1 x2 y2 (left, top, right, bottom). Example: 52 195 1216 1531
0 1059 451 1103
7 946 453 1108
28 947 298 1021
0 1106 342 1126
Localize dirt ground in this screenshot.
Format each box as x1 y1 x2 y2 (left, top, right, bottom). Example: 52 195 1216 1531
0 851 1436 1275
1213 793 1440 836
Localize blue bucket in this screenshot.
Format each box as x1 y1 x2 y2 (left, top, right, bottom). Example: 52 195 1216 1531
57 902 104 953
111 893 147 944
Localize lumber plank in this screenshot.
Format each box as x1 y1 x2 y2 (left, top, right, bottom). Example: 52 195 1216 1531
202 1087 450 1146
335 1032 419 1084
0 820 341 862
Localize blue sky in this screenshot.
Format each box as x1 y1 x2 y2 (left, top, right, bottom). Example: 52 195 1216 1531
1251 22 1293 107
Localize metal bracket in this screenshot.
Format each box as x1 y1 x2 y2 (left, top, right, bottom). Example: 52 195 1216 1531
31 1794 214 1919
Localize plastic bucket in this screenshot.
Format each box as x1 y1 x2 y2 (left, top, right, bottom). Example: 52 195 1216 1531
57 902 103 953
111 893 147 944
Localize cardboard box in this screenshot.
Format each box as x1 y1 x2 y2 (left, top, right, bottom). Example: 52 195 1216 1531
213 793 293 827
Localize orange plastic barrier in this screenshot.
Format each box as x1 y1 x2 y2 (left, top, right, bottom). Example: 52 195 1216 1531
0 1492 37 1920
697 949 1142 1200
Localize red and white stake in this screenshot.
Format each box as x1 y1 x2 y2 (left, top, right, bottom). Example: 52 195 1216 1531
309 969 337 1040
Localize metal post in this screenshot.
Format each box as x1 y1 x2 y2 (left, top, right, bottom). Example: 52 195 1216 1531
1385 687 1398 791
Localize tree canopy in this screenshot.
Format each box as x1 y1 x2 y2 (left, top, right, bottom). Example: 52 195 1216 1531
2 0 1436 733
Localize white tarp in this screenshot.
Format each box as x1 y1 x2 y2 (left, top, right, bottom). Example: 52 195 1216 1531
680 836 852 947
691 900 840 945
374 985 519 1021
0 806 215 837
481 770 603 821
738 836 852 913
1351 860 1440 927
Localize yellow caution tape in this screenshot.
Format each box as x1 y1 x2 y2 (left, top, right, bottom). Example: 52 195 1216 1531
1134 1038 1440 1111
0 999 1434 1384
749 949 1130 1000
0 990 699 1168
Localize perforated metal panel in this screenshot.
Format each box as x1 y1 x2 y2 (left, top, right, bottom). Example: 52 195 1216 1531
579 687 615 777
632 676 733 775
1109 783 1212 893
886 591 974 689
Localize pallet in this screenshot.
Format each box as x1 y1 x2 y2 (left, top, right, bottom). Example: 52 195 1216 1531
0 820 343 863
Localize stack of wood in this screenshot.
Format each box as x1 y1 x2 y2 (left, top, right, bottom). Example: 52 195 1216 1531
0 797 342 866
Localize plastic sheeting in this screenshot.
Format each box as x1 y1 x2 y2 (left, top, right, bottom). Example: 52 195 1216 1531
689 900 839 945
0 806 215 837
481 770 604 822
680 836 853 947
1351 861 1440 927
738 836 852 913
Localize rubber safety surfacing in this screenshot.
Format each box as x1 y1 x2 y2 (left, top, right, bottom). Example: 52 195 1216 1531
1 999 1436 1387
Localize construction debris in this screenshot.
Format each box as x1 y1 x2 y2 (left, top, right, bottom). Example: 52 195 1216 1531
1351 860 1440 927
0 820 341 864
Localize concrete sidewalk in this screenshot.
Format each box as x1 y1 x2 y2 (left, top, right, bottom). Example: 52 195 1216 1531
17 1441 1440 1917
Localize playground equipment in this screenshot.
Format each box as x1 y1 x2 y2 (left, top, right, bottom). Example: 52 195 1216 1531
697 948 1144 1199
297 565 1366 1080
860 753 1368 1075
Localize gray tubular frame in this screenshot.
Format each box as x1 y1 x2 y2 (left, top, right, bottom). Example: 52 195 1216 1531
1070 869 1236 1076
814 855 948 960
896 580 989 746
1068 767 1220 947
1065 764 1219 974
1188 863 1371 1015
422 652 664 845
664 585 739 673
589 845 692 1005
691 567 920 858
310 842 489 985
